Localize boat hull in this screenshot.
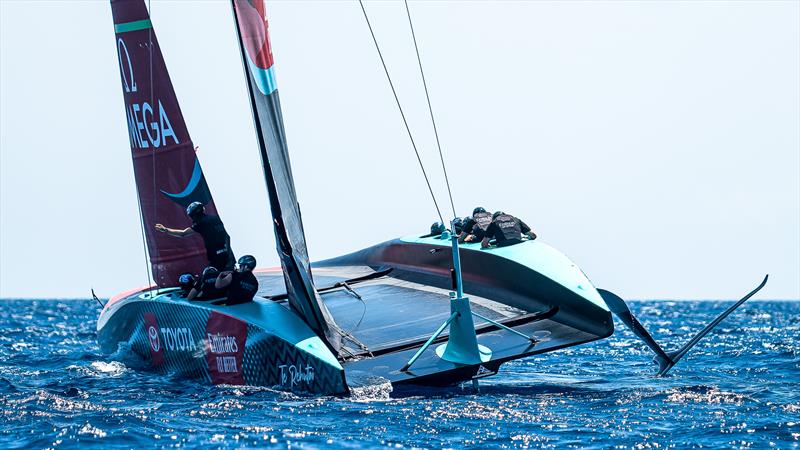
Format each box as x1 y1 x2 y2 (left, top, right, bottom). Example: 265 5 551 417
318 236 613 340
314 236 614 387
97 289 348 395
98 236 613 393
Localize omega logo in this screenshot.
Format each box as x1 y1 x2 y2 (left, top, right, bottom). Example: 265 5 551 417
117 38 138 94
116 37 179 150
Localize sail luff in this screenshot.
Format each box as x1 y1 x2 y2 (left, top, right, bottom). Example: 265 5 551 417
230 0 342 352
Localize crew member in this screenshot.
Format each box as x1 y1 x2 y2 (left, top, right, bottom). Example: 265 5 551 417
187 266 225 301
177 273 196 298
452 217 465 236
459 207 493 243
428 221 446 237
215 255 259 305
155 201 234 271
481 211 537 248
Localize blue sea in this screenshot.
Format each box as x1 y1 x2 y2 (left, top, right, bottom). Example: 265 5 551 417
0 299 797 449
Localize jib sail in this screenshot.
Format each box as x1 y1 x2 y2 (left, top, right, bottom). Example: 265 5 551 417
111 0 221 287
231 0 342 352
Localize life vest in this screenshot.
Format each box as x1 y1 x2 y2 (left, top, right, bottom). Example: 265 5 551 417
196 270 224 299
191 215 231 260
226 271 258 305
473 211 492 232
493 213 523 245
464 211 492 239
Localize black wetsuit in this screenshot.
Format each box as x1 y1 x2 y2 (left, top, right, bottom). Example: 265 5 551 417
192 270 225 300
191 214 235 271
225 271 259 305
484 214 531 247
463 211 493 240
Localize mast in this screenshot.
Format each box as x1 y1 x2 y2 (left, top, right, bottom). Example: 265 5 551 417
229 0 343 352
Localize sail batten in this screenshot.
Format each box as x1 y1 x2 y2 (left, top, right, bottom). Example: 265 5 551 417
231 0 342 352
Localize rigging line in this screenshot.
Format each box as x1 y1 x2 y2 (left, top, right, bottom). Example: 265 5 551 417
148 0 158 285
130 0 155 290
133 165 153 289
358 0 444 225
403 0 456 220
124 0 152 290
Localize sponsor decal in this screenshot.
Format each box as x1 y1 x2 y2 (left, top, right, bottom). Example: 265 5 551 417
143 313 200 366
143 312 164 366
117 38 138 94
148 324 160 352
159 327 198 352
278 364 315 388
473 365 496 379
205 312 247 385
117 37 179 150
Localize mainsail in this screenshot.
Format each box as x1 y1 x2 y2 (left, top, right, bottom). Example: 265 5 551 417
230 0 342 351
111 0 221 287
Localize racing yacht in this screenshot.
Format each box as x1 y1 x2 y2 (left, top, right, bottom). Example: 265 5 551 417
97 0 767 395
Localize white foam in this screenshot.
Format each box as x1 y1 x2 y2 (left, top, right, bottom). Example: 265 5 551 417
90 361 128 376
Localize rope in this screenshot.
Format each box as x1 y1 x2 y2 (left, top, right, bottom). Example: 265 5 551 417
133 169 153 289
129 0 155 290
148 0 158 286
403 0 456 220
358 0 444 225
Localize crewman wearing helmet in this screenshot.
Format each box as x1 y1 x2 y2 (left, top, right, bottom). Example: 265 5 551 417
215 255 259 305
177 273 196 297
187 266 225 301
481 211 537 248
154 201 235 271
458 207 493 243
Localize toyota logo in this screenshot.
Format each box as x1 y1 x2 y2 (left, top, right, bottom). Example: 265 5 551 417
148 325 161 352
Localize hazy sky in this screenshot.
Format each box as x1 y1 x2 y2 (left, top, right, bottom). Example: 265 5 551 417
1 0 798 299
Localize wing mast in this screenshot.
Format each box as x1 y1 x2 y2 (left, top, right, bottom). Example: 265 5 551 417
229 0 343 352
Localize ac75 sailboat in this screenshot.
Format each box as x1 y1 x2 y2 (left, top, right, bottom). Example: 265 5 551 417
97 0 768 395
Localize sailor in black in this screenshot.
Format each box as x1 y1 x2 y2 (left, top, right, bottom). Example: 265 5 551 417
481 211 537 248
187 266 225 301
177 273 196 298
452 217 465 236
155 201 235 271
215 255 259 305
458 207 493 243
427 221 446 237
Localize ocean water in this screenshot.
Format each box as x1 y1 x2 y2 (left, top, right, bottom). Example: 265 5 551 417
0 300 797 449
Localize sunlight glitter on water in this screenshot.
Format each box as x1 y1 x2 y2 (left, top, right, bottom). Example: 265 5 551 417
0 300 798 448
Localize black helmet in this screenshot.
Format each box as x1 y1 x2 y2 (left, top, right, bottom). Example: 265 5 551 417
492 211 504 220
452 217 464 234
237 255 257 271
178 273 195 289
473 207 486 215
430 222 445 235
186 201 204 218
201 266 219 279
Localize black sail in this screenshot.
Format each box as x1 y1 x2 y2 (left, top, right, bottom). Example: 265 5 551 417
230 0 342 352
